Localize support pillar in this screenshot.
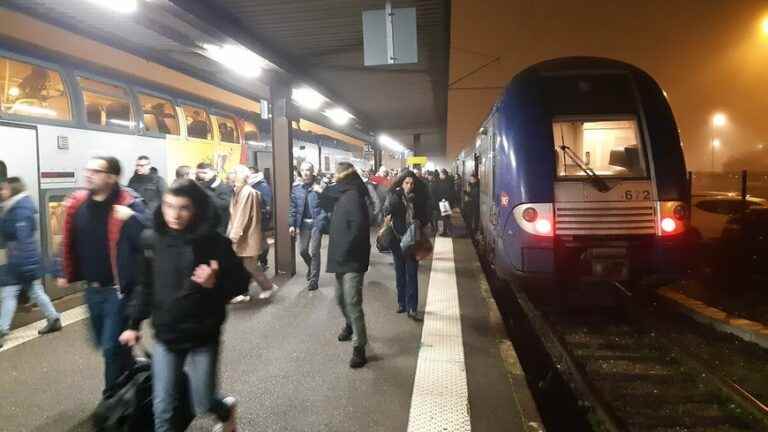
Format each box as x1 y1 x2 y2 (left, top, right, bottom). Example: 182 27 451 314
271 85 296 276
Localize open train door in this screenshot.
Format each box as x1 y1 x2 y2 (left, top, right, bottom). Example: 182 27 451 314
0 121 42 282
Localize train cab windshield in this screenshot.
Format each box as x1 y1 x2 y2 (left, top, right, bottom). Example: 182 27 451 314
553 118 648 179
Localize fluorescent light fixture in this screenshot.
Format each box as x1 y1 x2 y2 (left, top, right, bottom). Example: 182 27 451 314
378 134 406 153
11 104 56 117
202 44 264 79
8 87 20 97
324 107 354 125
292 87 327 110
86 0 137 13
108 119 135 128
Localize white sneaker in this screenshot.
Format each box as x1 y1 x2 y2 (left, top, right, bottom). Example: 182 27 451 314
230 295 251 304
212 396 237 432
257 288 273 299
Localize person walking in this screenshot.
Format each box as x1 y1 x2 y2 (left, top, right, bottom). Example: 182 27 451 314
247 167 273 270
318 162 370 368
289 162 328 291
57 156 146 395
174 165 194 186
128 155 166 212
228 165 278 302
195 162 232 235
463 174 480 236
0 177 61 348
119 179 250 432
383 170 431 321
433 169 454 236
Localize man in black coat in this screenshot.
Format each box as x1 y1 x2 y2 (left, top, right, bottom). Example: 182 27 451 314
128 155 166 212
318 162 370 369
195 162 232 235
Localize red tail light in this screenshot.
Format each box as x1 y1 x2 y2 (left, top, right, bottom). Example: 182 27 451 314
656 202 686 236
535 219 552 235
661 217 677 233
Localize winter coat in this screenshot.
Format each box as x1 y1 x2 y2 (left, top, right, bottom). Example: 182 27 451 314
1 194 43 284
128 202 250 351
318 169 371 274
200 177 233 235
289 180 329 232
128 171 166 212
227 183 263 257
248 172 273 229
61 186 146 296
384 187 431 237
432 178 453 210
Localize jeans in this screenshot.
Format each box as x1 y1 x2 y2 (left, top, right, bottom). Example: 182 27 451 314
299 221 322 284
153 340 230 432
391 243 419 313
334 272 367 348
0 279 60 333
84 286 133 394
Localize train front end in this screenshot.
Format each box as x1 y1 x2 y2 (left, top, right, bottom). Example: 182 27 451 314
495 58 689 286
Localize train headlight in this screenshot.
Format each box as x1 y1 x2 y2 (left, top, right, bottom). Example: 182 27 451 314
513 203 554 237
522 207 538 222
661 217 677 233
656 201 686 236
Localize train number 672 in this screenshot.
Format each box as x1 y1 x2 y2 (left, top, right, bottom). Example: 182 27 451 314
624 190 651 200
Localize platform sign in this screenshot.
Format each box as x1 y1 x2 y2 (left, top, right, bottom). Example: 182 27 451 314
407 156 428 167
362 5 418 65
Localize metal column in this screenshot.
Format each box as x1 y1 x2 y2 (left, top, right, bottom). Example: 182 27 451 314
271 85 296 276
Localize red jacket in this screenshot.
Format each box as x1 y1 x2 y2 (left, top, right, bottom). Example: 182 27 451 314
61 187 144 286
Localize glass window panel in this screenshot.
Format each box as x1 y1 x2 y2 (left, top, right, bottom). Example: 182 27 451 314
182 105 211 140
138 93 179 135
212 114 240 143
553 119 647 179
0 57 71 120
243 120 261 144
78 77 133 129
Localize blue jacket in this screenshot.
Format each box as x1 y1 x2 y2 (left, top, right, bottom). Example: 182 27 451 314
249 173 273 229
289 181 328 232
0 194 43 284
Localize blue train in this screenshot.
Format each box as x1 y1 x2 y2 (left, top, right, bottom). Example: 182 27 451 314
457 57 689 288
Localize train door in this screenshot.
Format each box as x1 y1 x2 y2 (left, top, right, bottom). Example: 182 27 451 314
0 122 41 280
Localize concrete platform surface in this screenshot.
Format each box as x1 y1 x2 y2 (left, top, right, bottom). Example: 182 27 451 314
0 225 538 432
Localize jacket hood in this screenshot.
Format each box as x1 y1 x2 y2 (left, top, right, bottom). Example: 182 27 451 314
248 172 265 186
152 191 220 240
335 168 368 196
2 193 36 216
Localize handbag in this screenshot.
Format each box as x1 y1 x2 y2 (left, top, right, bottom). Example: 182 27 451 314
376 217 397 252
399 223 418 252
439 199 452 216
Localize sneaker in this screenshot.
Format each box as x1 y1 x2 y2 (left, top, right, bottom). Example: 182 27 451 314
230 295 251 304
349 346 367 369
212 396 237 432
407 311 423 322
38 318 62 335
258 284 278 299
307 281 318 291
337 324 353 342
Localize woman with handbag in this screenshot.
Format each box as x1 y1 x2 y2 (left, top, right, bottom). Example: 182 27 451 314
382 170 431 321
0 177 61 348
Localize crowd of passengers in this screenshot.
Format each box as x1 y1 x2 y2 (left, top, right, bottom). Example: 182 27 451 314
0 154 480 431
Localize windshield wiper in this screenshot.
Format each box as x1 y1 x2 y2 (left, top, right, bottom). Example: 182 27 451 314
559 144 611 192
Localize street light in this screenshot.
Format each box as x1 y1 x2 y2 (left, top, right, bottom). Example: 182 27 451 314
712 112 727 128
710 113 727 171
762 17 768 35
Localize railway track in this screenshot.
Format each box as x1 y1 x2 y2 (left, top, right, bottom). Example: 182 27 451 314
506 280 768 432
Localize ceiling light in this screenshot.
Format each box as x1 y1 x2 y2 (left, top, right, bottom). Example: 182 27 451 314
202 44 264 79
378 134 405 153
324 107 354 125
292 87 327 110
8 87 20 97
85 0 137 13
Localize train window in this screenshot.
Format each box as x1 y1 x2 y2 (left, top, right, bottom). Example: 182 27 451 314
137 93 179 135
553 119 647 178
78 77 134 129
212 114 240 144
181 105 211 140
243 120 260 144
0 57 71 121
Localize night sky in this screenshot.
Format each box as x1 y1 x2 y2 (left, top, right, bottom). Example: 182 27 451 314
448 0 768 171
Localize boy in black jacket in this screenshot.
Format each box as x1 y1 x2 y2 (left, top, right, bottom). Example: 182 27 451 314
119 180 250 432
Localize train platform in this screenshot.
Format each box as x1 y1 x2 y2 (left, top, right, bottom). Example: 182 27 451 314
0 217 541 432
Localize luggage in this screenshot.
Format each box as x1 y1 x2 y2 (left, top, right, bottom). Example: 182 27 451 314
439 199 452 216
93 353 194 431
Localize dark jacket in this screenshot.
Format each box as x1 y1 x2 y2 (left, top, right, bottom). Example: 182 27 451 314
1 194 43 283
248 172 273 229
318 169 370 274
432 178 453 208
61 186 146 296
128 202 250 351
201 177 232 235
289 180 329 232
128 171 166 212
384 187 431 237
